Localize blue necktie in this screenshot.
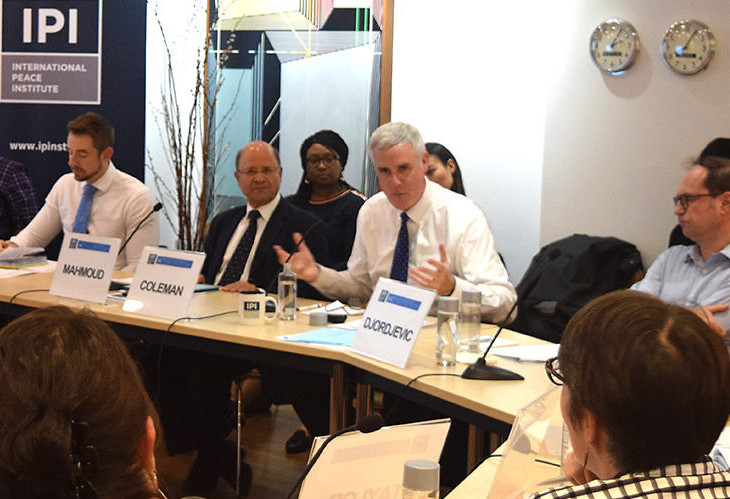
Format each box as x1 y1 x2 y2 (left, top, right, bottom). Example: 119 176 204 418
390 212 410 282
72 184 98 234
218 210 261 286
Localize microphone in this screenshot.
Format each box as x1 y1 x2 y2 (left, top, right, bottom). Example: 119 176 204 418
284 216 326 263
461 248 561 381
264 216 328 293
118 202 162 255
285 414 384 499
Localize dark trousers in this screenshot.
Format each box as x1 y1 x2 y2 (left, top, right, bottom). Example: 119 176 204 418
139 345 251 457
260 365 332 437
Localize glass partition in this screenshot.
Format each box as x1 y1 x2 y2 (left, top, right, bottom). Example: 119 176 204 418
208 0 383 214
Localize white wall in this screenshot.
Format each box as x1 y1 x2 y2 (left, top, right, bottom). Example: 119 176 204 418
541 1 730 267
392 0 730 282
391 0 557 282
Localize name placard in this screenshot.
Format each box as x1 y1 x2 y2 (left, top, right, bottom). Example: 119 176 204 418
50 232 119 303
123 247 205 319
351 278 436 368
300 419 450 499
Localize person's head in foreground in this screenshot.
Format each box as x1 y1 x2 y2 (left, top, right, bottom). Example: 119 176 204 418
0 306 161 498
549 290 730 482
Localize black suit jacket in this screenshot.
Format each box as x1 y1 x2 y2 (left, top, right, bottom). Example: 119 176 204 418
201 198 330 299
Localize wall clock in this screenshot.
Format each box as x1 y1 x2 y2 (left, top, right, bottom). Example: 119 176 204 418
589 18 640 74
661 19 715 75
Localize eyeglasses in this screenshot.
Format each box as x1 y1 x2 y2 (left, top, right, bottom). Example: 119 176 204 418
306 153 339 168
673 193 715 210
237 166 279 177
545 356 564 386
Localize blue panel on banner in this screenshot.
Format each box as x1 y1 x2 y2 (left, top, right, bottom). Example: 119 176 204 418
155 256 194 269
0 0 146 261
76 240 110 253
1 0 102 103
2 0 99 53
385 293 421 311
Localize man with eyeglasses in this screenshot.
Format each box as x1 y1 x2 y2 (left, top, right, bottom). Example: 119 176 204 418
534 290 730 498
154 141 331 495
199 140 329 294
631 138 730 342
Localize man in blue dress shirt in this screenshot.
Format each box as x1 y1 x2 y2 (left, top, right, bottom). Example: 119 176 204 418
632 138 730 342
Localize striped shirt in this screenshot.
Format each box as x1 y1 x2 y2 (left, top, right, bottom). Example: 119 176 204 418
531 458 730 498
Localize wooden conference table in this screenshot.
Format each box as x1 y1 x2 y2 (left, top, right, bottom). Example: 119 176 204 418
0 270 556 466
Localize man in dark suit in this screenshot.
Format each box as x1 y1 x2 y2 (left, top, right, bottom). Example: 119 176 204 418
199 140 328 296
154 141 330 495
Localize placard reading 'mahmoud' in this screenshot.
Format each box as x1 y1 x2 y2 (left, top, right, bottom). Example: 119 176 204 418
0 0 102 104
50 232 119 303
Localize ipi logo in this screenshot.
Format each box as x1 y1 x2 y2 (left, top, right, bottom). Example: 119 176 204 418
22 7 78 44
2 1 100 53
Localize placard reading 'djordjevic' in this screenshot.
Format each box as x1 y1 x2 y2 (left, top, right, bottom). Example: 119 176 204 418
123 247 205 319
351 278 436 368
50 232 119 303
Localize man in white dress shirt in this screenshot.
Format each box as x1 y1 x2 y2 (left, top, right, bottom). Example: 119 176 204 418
274 122 516 486
276 121 516 322
0 112 158 271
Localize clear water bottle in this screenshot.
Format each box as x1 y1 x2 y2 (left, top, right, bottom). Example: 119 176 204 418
436 296 458 366
278 262 297 320
459 290 481 353
402 459 439 499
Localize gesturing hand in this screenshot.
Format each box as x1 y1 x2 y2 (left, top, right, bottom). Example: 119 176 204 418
409 244 455 296
273 232 320 283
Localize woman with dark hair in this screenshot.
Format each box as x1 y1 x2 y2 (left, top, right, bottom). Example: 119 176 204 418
425 142 466 195
0 306 163 499
287 129 366 269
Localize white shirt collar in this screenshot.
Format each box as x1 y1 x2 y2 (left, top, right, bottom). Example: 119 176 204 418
403 178 433 225
248 193 281 223
88 160 117 193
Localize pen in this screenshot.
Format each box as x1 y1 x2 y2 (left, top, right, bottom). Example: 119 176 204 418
297 303 323 312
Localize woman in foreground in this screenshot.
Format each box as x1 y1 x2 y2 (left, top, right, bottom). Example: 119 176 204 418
0 306 163 498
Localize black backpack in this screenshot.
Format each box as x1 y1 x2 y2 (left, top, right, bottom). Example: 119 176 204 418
509 234 644 343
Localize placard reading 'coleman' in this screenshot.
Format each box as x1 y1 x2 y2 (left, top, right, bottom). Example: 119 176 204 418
50 232 119 303
123 247 205 320
0 0 102 104
351 278 436 368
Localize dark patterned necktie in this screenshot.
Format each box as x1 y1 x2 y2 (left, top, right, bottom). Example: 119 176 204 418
218 210 261 286
72 184 98 233
389 212 410 282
